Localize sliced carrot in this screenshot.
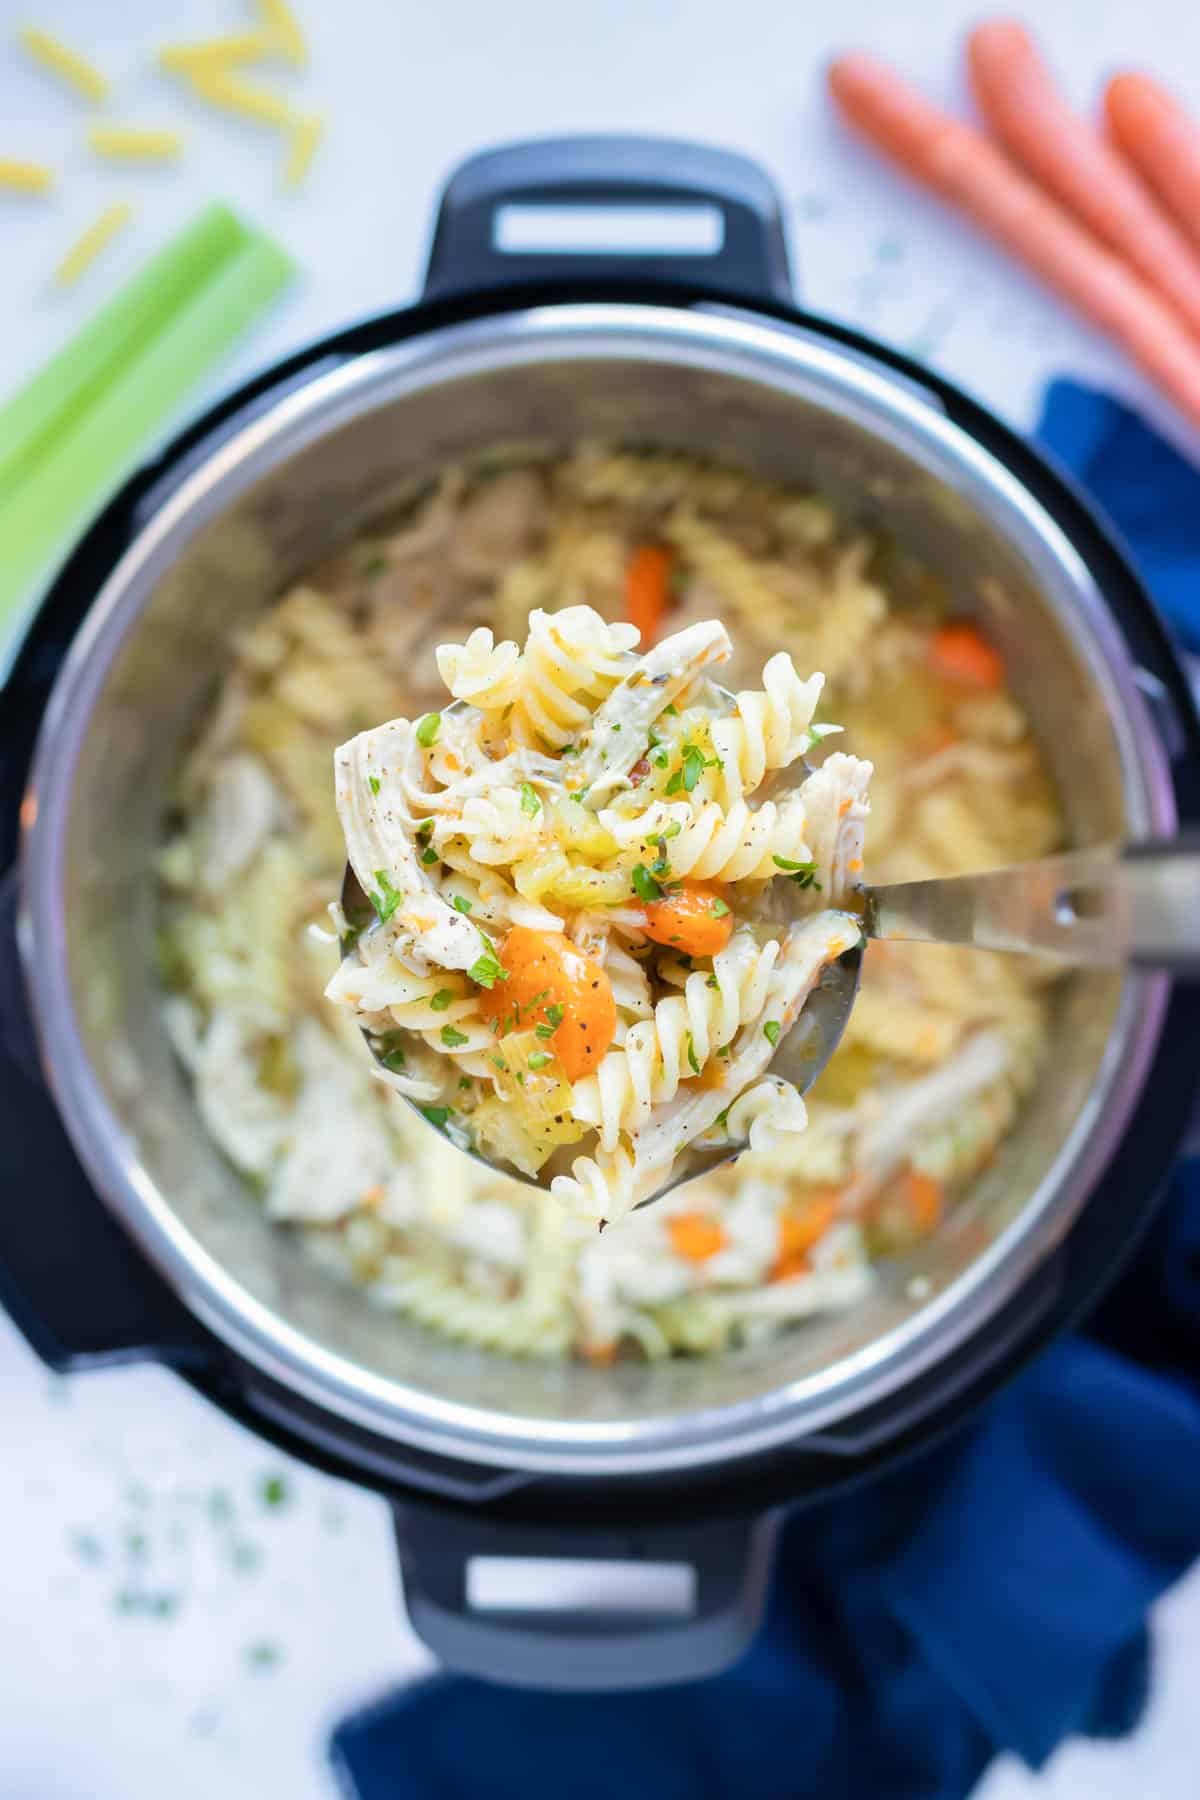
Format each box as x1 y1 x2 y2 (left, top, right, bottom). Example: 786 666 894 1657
902 1169 944 1234
776 1191 840 1269
479 926 616 1082
967 22 1200 340
641 880 734 957
625 544 674 648
668 1212 726 1263
927 621 1004 689
826 52 1200 430
1106 72 1200 258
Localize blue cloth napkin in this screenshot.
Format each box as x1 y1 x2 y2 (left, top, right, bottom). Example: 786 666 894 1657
331 383 1200 1800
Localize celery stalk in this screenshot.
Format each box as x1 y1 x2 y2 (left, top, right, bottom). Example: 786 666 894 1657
0 204 250 492
0 233 295 629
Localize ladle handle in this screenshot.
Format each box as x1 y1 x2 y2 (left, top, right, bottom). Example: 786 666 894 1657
866 837 1200 970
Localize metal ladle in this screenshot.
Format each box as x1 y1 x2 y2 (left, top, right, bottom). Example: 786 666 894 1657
341 699 1200 1207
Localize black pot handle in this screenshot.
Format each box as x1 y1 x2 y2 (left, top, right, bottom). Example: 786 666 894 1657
394 1502 782 1689
0 866 211 1372
423 135 794 306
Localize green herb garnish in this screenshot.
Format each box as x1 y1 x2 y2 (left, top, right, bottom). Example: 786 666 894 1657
528 1051 553 1071
710 897 730 917
368 775 381 796
421 847 439 866
430 989 453 1011
632 863 665 904
441 1024 469 1048
519 781 541 817
415 818 434 843
773 855 820 889
370 870 403 924
421 1105 452 1130
686 1033 701 1075
451 894 473 914
763 1020 782 1047
415 712 441 748
469 949 506 989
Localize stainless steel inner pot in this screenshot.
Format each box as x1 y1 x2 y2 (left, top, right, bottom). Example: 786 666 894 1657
22 302 1177 1476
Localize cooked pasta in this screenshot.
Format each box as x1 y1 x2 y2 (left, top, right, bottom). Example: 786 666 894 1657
158 445 1061 1359
327 609 869 1221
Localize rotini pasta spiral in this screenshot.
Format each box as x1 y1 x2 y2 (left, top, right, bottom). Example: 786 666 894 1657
573 934 780 1151
509 606 638 750
436 627 522 711
371 1258 573 1356
709 652 826 803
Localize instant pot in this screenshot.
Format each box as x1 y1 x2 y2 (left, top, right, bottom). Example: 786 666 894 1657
3 138 1199 1690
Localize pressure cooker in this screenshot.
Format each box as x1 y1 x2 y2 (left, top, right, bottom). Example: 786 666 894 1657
3 137 1199 1690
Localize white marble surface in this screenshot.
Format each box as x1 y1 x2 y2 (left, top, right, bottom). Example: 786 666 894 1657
2 0 1199 1794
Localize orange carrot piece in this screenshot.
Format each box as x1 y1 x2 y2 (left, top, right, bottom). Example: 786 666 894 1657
927 621 1004 689
641 880 734 958
583 1341 618 1366
1106 72 1200 258
775 1192 840 1270
967 22 1200 339
625 544 673 648
826 52 1200 429
668 1212 726 1263
479 926 616 1082
902 1169 944 1235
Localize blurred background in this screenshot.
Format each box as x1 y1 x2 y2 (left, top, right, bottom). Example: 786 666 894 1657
2 2 1198 1796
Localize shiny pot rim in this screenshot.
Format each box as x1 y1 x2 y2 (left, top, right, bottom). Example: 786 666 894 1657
20 299 1176 1475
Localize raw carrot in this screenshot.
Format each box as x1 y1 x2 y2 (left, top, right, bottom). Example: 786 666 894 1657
826 52 1200 430
667 1213 726 1263
927 621 1004 689
625 544 673 647
967 22 1200 340
1106 72 1200 258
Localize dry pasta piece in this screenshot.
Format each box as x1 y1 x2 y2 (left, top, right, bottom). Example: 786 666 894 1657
88 126 184 161
0 158 54 192
259 0 308 66
284 113 324 186
19 26 109 102
54 202 134 286
159 34 272 75
191 72 297 128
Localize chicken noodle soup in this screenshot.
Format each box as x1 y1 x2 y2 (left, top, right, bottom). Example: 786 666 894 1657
326 610 871 1223
157 448 1060 1359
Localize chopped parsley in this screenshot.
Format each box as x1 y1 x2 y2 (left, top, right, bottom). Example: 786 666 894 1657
441 1024 470 1048
469 947 506 989
375 1030 408 1074
368 775 381 796
545 1002 565 1027
450 894 473 914
370 870 403 924
662 703 678 717
421 1105 452 1130
651 748 670 769
631 863 665 904
706 974 720 989
519 781 541 817
527 1051 553 1071
763 1020 782 1047
686 1033 701 1075
415 818 434 843
421 847 439 866
714 1106 731 1129
773 855 820 889
710 897 730 917
430 989 454 1011
362 554 388 580
458 1076 473 1090
415 712 441 748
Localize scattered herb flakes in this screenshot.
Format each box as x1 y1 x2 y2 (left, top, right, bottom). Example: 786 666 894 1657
763 1020 782 1047
421 1105 452 1130
415 712 441 748
662 703 678 717
686 1033 701 1075
714 1106 731 1129
245 1639 284 1673
70 1530 104 1564
458 1076 473 1091
528 1051 552 1071
706 974 720 989
631 863 664 904
440 1024 470 1048
681 745 706 791
450 894 473 915
370 870 404 924
664 767 685 797
230 1539 263 1576
519 781 541 817
415 818 435 843
207 1488 233 1525
259 1474 290 1510
710 897 730 917
421 846 439 866
651 748 670 769
430 989 453 1011
368 775 381 796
